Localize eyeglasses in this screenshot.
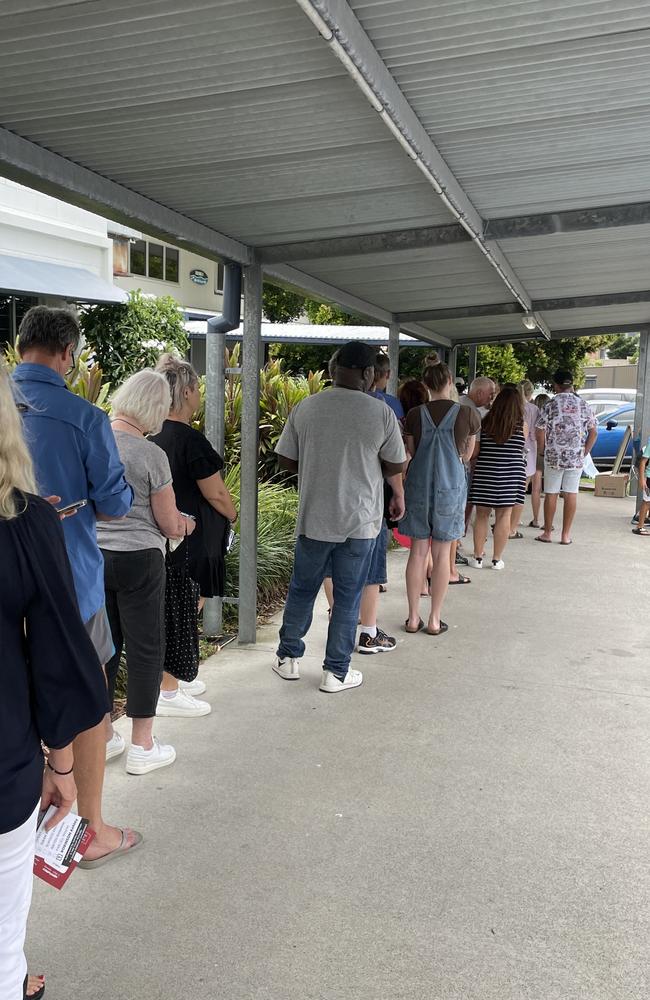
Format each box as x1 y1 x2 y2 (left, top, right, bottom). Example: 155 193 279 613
65 349 76 377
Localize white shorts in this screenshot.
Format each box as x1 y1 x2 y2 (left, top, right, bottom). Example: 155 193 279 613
0 804 39 1000
544 464 582 495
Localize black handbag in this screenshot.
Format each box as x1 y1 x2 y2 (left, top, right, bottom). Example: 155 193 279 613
163 542 200 682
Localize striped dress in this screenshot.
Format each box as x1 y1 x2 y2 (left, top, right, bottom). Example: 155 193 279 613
469 426 526 508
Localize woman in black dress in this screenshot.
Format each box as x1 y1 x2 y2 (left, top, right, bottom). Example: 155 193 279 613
0 361 108 1000
152 355 237 714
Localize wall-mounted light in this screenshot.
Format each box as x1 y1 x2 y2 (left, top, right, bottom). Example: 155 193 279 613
522 314 537 331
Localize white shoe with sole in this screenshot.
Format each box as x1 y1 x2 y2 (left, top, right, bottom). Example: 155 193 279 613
179 677 207 697
467 556 483 569
491 559 505 570
319 668 363 693
106 732 125 761
126 738 176 775
156 689 212 717
273 657 300 680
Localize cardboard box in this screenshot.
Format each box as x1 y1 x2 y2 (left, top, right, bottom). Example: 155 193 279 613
594 473 629 498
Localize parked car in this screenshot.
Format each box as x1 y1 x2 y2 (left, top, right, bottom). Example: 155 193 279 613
591 404 635 470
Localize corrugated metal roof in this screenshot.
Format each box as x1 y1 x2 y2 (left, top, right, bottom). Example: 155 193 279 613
1 0 649 345
185 320 426 345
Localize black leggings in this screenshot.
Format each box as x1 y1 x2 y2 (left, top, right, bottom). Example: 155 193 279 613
102 548 166 718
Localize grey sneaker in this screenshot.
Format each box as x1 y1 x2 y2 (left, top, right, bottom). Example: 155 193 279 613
357 628 396 654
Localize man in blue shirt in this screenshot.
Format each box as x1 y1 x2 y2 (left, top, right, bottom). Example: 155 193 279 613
15 306 139 865
367 351 404 420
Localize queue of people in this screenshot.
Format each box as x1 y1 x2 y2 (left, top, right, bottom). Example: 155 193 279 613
2 311 600 999
274 346 598 694
2 307 236 1000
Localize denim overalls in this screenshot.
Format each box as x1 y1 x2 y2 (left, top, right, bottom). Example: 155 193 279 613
401 403 467 541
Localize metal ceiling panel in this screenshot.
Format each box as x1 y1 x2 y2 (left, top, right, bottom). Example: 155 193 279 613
349 0 650 214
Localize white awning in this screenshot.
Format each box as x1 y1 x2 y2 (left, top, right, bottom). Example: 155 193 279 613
0 254 126 304
185 319 428 347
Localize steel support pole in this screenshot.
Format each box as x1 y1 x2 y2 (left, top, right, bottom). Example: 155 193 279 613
238 264 262 644
449 347 457 380
633 331 650 512
468 345 478 383
202 327 226 636
387 321 399 395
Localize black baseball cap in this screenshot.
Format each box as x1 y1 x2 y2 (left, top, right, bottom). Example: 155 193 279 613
336 341 377 370
553 369 574 386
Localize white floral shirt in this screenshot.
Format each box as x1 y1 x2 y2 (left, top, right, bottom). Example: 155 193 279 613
536 392 596 470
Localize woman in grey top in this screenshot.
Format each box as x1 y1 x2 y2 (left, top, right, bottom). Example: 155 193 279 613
98 371 195 776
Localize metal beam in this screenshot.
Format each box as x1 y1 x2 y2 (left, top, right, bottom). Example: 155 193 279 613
467 346 478 382
387 321 399 394
452 324 649 348
263 263 452 347
297 0 533 312
0 127 252 266
633 331 650 512
257 224 470 263
238 264 262 645
397 291 650 323
485 200 650 240
203 326 227 637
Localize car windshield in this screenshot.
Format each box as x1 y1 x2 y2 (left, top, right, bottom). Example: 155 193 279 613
598 407 634 425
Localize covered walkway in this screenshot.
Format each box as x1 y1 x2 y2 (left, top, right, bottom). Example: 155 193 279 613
27 494 648 1000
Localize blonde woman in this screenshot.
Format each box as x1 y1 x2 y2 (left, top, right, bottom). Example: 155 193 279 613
0 360 108 1000
98 370 197 773
510 379 542 533
152 356 237 712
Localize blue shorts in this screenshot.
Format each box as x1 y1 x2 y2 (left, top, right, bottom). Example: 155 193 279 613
324 529 387 587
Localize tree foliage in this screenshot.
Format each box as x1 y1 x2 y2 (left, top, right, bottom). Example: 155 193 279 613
604 333 639 361
79 290 189 385
269 342 334 375
262 284 304 324
304 299 356 326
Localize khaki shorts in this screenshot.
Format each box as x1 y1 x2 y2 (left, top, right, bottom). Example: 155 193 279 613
84 606 114 666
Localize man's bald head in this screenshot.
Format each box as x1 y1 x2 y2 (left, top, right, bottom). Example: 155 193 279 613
469 376 496 408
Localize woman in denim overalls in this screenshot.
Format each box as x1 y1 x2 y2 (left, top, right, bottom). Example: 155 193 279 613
401 363 476 635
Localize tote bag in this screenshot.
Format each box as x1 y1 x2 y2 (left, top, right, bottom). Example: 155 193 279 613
164 544 200 682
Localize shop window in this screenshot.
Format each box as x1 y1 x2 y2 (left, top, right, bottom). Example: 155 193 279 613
130 239 146 276
148 243 164 280
165 247 179 283
216 262 224 293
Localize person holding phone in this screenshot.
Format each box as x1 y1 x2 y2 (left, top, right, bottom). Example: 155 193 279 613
0 359 109 1000
98 370 197 773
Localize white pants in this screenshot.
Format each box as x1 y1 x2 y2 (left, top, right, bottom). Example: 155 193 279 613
0 804 39 1000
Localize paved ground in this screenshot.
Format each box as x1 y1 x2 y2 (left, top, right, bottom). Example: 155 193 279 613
28 493 649 1000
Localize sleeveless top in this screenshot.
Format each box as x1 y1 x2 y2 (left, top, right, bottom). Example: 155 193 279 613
468 426 526 508
400 403 468 541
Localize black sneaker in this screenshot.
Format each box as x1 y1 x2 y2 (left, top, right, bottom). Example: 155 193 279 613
357 628 397 654
455 552 469 566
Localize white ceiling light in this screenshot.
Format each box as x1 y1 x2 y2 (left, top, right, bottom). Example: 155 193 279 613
522 314 538 331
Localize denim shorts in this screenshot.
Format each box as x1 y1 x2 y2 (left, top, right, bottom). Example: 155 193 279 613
324 529 386 587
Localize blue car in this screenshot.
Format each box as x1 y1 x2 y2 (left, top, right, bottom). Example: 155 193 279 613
591 404 635 470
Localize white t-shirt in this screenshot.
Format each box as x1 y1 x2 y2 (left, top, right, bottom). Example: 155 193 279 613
276 387 405 542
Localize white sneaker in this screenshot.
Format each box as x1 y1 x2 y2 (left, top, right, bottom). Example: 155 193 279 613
272 657 300 680
156 689 212 717
319 668 363 693
126 738 176 775
491 559 505 570
179 677 207 697
105 731 125 761
467 556 483 569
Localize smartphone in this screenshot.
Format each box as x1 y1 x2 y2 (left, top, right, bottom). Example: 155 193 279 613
55 499 88 516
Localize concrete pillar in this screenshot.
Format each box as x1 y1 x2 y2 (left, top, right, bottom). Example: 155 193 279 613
468 345 478 384
633 329 650 511
387 321 399 395
202 326 226 637
238 264 262 644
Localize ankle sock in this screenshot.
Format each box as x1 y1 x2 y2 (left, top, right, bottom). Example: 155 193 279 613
360 625 377 638
161 689 178 700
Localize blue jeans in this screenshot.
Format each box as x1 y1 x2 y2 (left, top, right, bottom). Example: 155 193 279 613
278 535 375 679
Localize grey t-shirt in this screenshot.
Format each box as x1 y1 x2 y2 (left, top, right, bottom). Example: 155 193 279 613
97 431 171 553
276 387 406 542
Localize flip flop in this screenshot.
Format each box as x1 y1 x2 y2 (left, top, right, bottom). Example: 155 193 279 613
559 540 572 545
509 531 524 539
527 521 541 528
632 528 650 535
24 975 45 1000
449 574 471 585
78 828 143 869
403 618 424 634
426 621 449 636
535 535 553 544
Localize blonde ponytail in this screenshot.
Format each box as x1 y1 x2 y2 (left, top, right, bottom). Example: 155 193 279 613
0 359 36 519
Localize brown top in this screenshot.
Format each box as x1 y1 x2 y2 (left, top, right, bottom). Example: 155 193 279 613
404 400 481 457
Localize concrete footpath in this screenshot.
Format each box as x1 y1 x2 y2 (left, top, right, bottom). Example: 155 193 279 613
28 494 649 1000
